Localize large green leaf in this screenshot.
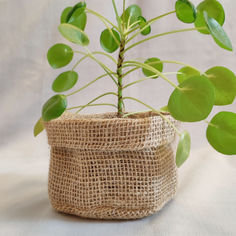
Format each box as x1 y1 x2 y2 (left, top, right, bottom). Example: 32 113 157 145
66 2 86 22
47 43 73 69
142 58 163 79
100 29 121 53
61 7 73 23
204 12 233 51
177 66 201 84
52 71 78 93
194 0 225 34
206 66 236 105
168 76 215 122
138 16 151 35
33 117 45 137
121 5 142 28
58 23 89 46
68 11 87 30
175 0 197 24
176 131 191 167
207 112 236 155
42 95 67 121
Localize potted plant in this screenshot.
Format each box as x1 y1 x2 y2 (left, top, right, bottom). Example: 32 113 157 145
34 0 236 220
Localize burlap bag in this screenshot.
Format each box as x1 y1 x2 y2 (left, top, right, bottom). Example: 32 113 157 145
44 111 179 220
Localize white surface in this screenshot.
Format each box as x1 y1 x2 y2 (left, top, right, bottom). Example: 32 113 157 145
0 133 236 236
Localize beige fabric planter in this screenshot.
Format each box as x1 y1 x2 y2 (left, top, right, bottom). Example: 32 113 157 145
44 112 179 220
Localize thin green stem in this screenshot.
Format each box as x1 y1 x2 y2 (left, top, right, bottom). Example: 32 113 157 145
66 73 116 97
67 103 117 111
124 61 179 89
122 96 181 135
76 92 118 114
126 11 176 36
86 8 119 31
112 0 123 34
123 76 156 89
125 27 207 52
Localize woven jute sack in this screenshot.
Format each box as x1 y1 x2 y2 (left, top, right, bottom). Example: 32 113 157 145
44 111 179 220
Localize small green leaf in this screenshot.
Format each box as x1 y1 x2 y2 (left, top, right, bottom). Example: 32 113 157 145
58 23 90 46
194 0 225 34
100 29 121 53
52 71 78 93
42 95 67 122
66 2 86 22
142 58 163 79
138 16 151 35
176 131 191 167
177 66 201 84
61 7 73 23
168 76 215 122
204 12 233 51
47 44 73 69
121 4 142 28
175 0 197 24
68 11 87 31
160 106 169 112
207 112 236 155
34 118 45 137
206 66 236 105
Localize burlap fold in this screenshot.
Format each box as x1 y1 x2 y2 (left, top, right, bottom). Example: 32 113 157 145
45 111 179 220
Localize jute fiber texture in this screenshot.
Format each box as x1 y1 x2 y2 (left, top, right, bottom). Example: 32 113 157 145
44 112 179 220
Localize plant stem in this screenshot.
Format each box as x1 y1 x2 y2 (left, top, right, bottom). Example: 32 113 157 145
126 10 176 36
66 73 116 97
117 39 126 117
125 27 207 52
76 92 118 114
86 8 119 31
67 103 117 111
122 96 181 135
112 0 123 35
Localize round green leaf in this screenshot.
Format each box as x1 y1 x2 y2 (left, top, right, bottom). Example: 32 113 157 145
207 112 236 155
121 4 142 28
206 66 236 105
47 43 73 69
61 7 73 23
176 131 191 167
175 0 197 24
52 71 78 93
66 2 86 22
168 76 215 122
138 16 151 35
194 0 225 34
142 58 163 79
58 23 89 46
68 11 87 30
204 12 233 51
42 95 67 122
34 118 45 137
100 29 121 53
177 66 201 84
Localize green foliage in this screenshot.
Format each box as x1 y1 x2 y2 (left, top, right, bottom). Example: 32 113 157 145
176 131 191 167
66 2 86 23
175 0 197 24
121 4 142 28
42 95 67 122
207 112 236 155
138 16 151 35
177 66 201 84
52 71 78 93
168 76 215 122
206 66 236 105
33 118 45 137
142 58 163 79
47 44 73 69
194 0 225 34
100 29 121 53
61 7 73 23
204 12 232 51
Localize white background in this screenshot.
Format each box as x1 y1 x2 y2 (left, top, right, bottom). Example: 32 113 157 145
0 0 236 235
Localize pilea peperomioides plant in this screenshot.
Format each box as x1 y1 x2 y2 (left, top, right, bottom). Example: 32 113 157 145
35 0 236 167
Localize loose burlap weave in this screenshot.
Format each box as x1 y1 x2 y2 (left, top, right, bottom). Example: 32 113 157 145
44 111 179 220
